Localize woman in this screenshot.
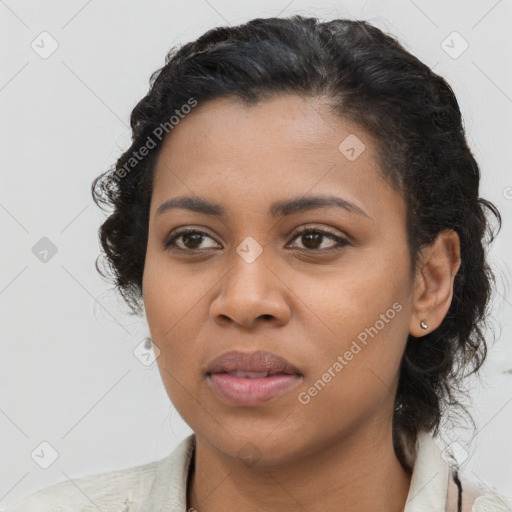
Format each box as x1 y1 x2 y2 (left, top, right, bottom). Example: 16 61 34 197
7 15 512 512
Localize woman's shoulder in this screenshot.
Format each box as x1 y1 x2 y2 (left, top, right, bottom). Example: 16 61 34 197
448 469 512 512
411 430 512 512
3 435 195 512
3 457 160 512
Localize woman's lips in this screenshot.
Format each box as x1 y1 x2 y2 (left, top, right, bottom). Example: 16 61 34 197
205 349 302 375
205 350 303 406
207 372 302 406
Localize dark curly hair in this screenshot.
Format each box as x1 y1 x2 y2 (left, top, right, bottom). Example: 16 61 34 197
91 15 502 471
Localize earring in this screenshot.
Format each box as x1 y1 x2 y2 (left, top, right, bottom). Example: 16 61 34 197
420 320 428 330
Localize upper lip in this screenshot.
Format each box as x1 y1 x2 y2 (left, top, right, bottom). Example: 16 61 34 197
205 350 302 376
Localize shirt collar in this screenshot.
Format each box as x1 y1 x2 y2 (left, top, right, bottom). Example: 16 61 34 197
404 430 450 511
150 433 195 511
151 431 449 511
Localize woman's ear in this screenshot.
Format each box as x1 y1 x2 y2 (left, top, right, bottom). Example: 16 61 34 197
409 229 461 337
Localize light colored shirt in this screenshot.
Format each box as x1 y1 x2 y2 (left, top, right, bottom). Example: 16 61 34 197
4 430 512 511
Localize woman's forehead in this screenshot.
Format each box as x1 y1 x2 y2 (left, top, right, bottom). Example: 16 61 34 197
158 94 366 153
154 96 378 185
149 95 406 222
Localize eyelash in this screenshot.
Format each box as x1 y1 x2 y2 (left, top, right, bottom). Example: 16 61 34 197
163 225 349 254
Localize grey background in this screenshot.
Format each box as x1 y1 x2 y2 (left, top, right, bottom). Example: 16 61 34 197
1 0 511 507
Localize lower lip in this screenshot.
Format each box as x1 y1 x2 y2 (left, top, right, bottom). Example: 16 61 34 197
207 373 302 406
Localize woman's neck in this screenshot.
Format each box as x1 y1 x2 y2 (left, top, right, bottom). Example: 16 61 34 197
186 425 413 512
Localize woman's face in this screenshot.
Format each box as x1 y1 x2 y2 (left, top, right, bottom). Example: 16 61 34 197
142 94 419 464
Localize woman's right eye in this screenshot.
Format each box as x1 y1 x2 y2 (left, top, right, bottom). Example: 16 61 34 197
164 229 221 252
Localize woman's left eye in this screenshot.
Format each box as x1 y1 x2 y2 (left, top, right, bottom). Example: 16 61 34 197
287 228 349 253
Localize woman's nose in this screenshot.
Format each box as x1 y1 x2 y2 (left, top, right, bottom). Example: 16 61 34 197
209 247 292 330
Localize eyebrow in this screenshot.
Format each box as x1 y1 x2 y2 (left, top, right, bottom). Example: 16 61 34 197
156 194 370 219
